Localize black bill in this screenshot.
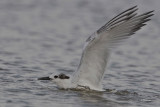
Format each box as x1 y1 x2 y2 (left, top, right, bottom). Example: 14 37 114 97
38 76 51 80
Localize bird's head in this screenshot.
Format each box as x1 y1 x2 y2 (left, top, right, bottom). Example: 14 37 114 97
38 73 71 89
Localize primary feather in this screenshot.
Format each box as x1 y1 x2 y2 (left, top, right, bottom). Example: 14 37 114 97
72 6 154 91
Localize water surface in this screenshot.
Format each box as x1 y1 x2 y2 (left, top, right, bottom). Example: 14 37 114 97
0 0 160 107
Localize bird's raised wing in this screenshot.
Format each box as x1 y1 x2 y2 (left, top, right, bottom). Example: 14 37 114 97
72 6 154 90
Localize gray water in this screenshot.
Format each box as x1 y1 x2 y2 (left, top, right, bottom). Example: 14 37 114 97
0 0 160 107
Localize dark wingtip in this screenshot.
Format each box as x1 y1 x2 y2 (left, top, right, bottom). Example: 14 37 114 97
130 5 138 11
149 10 155 13
133 5 138 8
129 5 138 9
38 76 51 80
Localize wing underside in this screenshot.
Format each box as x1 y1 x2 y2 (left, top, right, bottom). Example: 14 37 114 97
72 6 154 90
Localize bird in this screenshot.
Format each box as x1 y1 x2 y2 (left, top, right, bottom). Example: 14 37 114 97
38 6 154 91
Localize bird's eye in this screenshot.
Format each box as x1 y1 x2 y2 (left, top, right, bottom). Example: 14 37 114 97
54 75 58 78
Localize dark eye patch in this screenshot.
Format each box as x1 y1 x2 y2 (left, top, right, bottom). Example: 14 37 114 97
54 75 58 78
59 73 70 79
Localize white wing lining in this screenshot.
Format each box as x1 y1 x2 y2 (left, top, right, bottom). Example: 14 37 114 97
72 6 154 90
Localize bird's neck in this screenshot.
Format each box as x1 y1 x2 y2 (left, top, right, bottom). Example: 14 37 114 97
55 78 76 89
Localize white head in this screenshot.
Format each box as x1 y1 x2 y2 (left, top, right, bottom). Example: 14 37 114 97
38 73 72 89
